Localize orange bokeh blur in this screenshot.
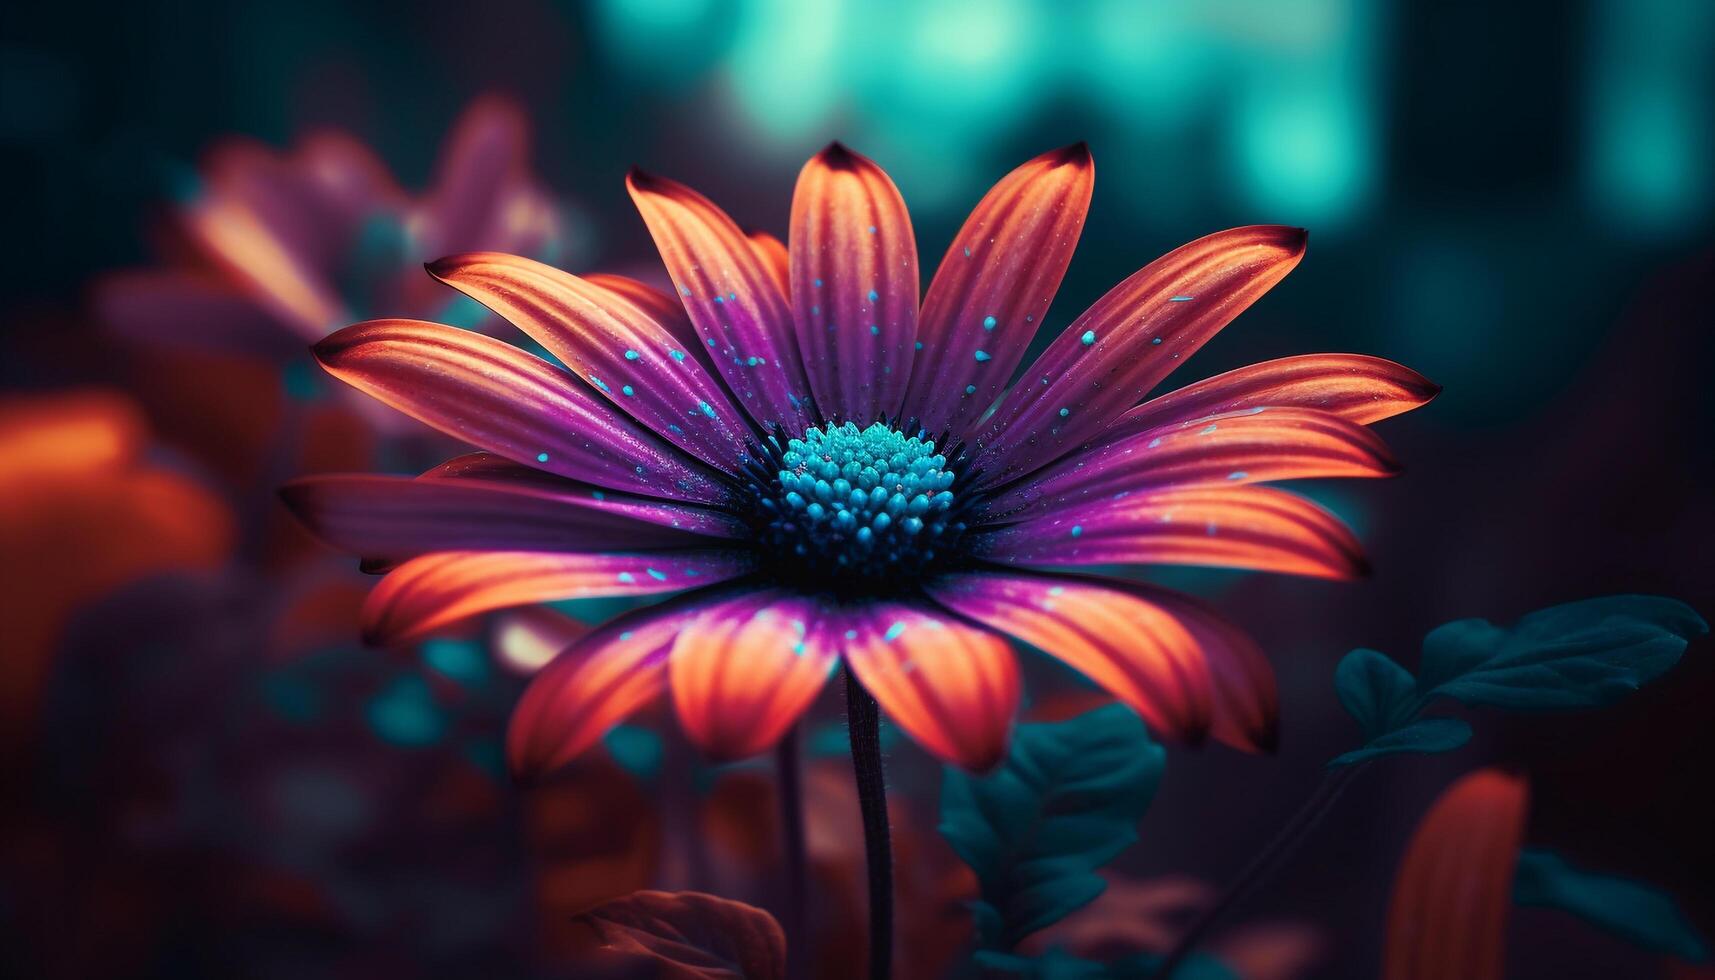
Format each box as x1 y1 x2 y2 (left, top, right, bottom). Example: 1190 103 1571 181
0 389 233 759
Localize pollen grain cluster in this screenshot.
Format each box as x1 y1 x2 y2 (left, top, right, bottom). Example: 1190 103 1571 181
753 421 967 590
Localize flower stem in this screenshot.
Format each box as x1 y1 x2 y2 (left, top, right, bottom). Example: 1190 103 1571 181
844 666 893 980
777 725 810 980
1152 763 1365 977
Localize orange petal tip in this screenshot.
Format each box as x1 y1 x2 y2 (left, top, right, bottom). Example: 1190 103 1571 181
1042 141 1093 169
625 166 665 192
816 140 860 168
422 254 470 280
1265 225 1310 255
310 328 357 364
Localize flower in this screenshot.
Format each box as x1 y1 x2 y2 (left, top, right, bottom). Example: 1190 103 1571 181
1384 769 1529 980
282 142 1437 772
97 96 568 359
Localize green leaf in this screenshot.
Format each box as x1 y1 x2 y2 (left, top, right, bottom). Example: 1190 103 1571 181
1327 717 1472 768
939 704 1166 951
1514 849 1708 961
1334 648 1419 737
1418 596 1705 710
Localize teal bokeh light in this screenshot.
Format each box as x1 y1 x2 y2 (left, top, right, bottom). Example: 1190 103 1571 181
589 0 1390 227
1585 0 1713 237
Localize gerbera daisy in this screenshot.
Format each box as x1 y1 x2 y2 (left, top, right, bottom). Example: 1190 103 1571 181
282 142 1436 776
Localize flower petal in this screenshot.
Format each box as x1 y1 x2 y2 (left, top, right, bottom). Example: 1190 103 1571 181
627 169 813 430
279 472 743 561
839 602 1020 770
314 318 731 504
295 131 408 219
789 143 920 425
574 890 787 980
585 271 730 379
1123 353 1441 431
1385 769 1529 980
972 226 1308 488
670 592 838 760
927 572 1213 744
362 548 756 646
96 271 298 356
977 485 1367 580
1109 578 1278 753
508 588 743 777
182 192 348 340
427 252 757 473
902 144 1093 437
746 230 790 296
415 457 748 543
583 272 693 337
419 96 533 252
986 408 1398 522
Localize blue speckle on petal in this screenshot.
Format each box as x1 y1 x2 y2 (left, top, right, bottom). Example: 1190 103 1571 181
617 571 636 584
622 385 635 396
1059 407 1070 417
536 452 549 463
1070 525 1083 538
670 349 686 361
699 401 717 418
974 350 992 362
1080 330 1096 346
1151 337 1163 346
1170 295 1194 302
867 289 878 302
982 315 997 330
624 349 640 361
646 567 668 581
884 621 906 642
965 384 977 394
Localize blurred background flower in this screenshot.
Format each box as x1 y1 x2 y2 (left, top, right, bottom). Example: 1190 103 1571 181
1 0 1710 977
95 95 574 359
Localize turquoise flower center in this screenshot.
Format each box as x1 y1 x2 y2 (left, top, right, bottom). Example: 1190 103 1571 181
756 421 967 589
